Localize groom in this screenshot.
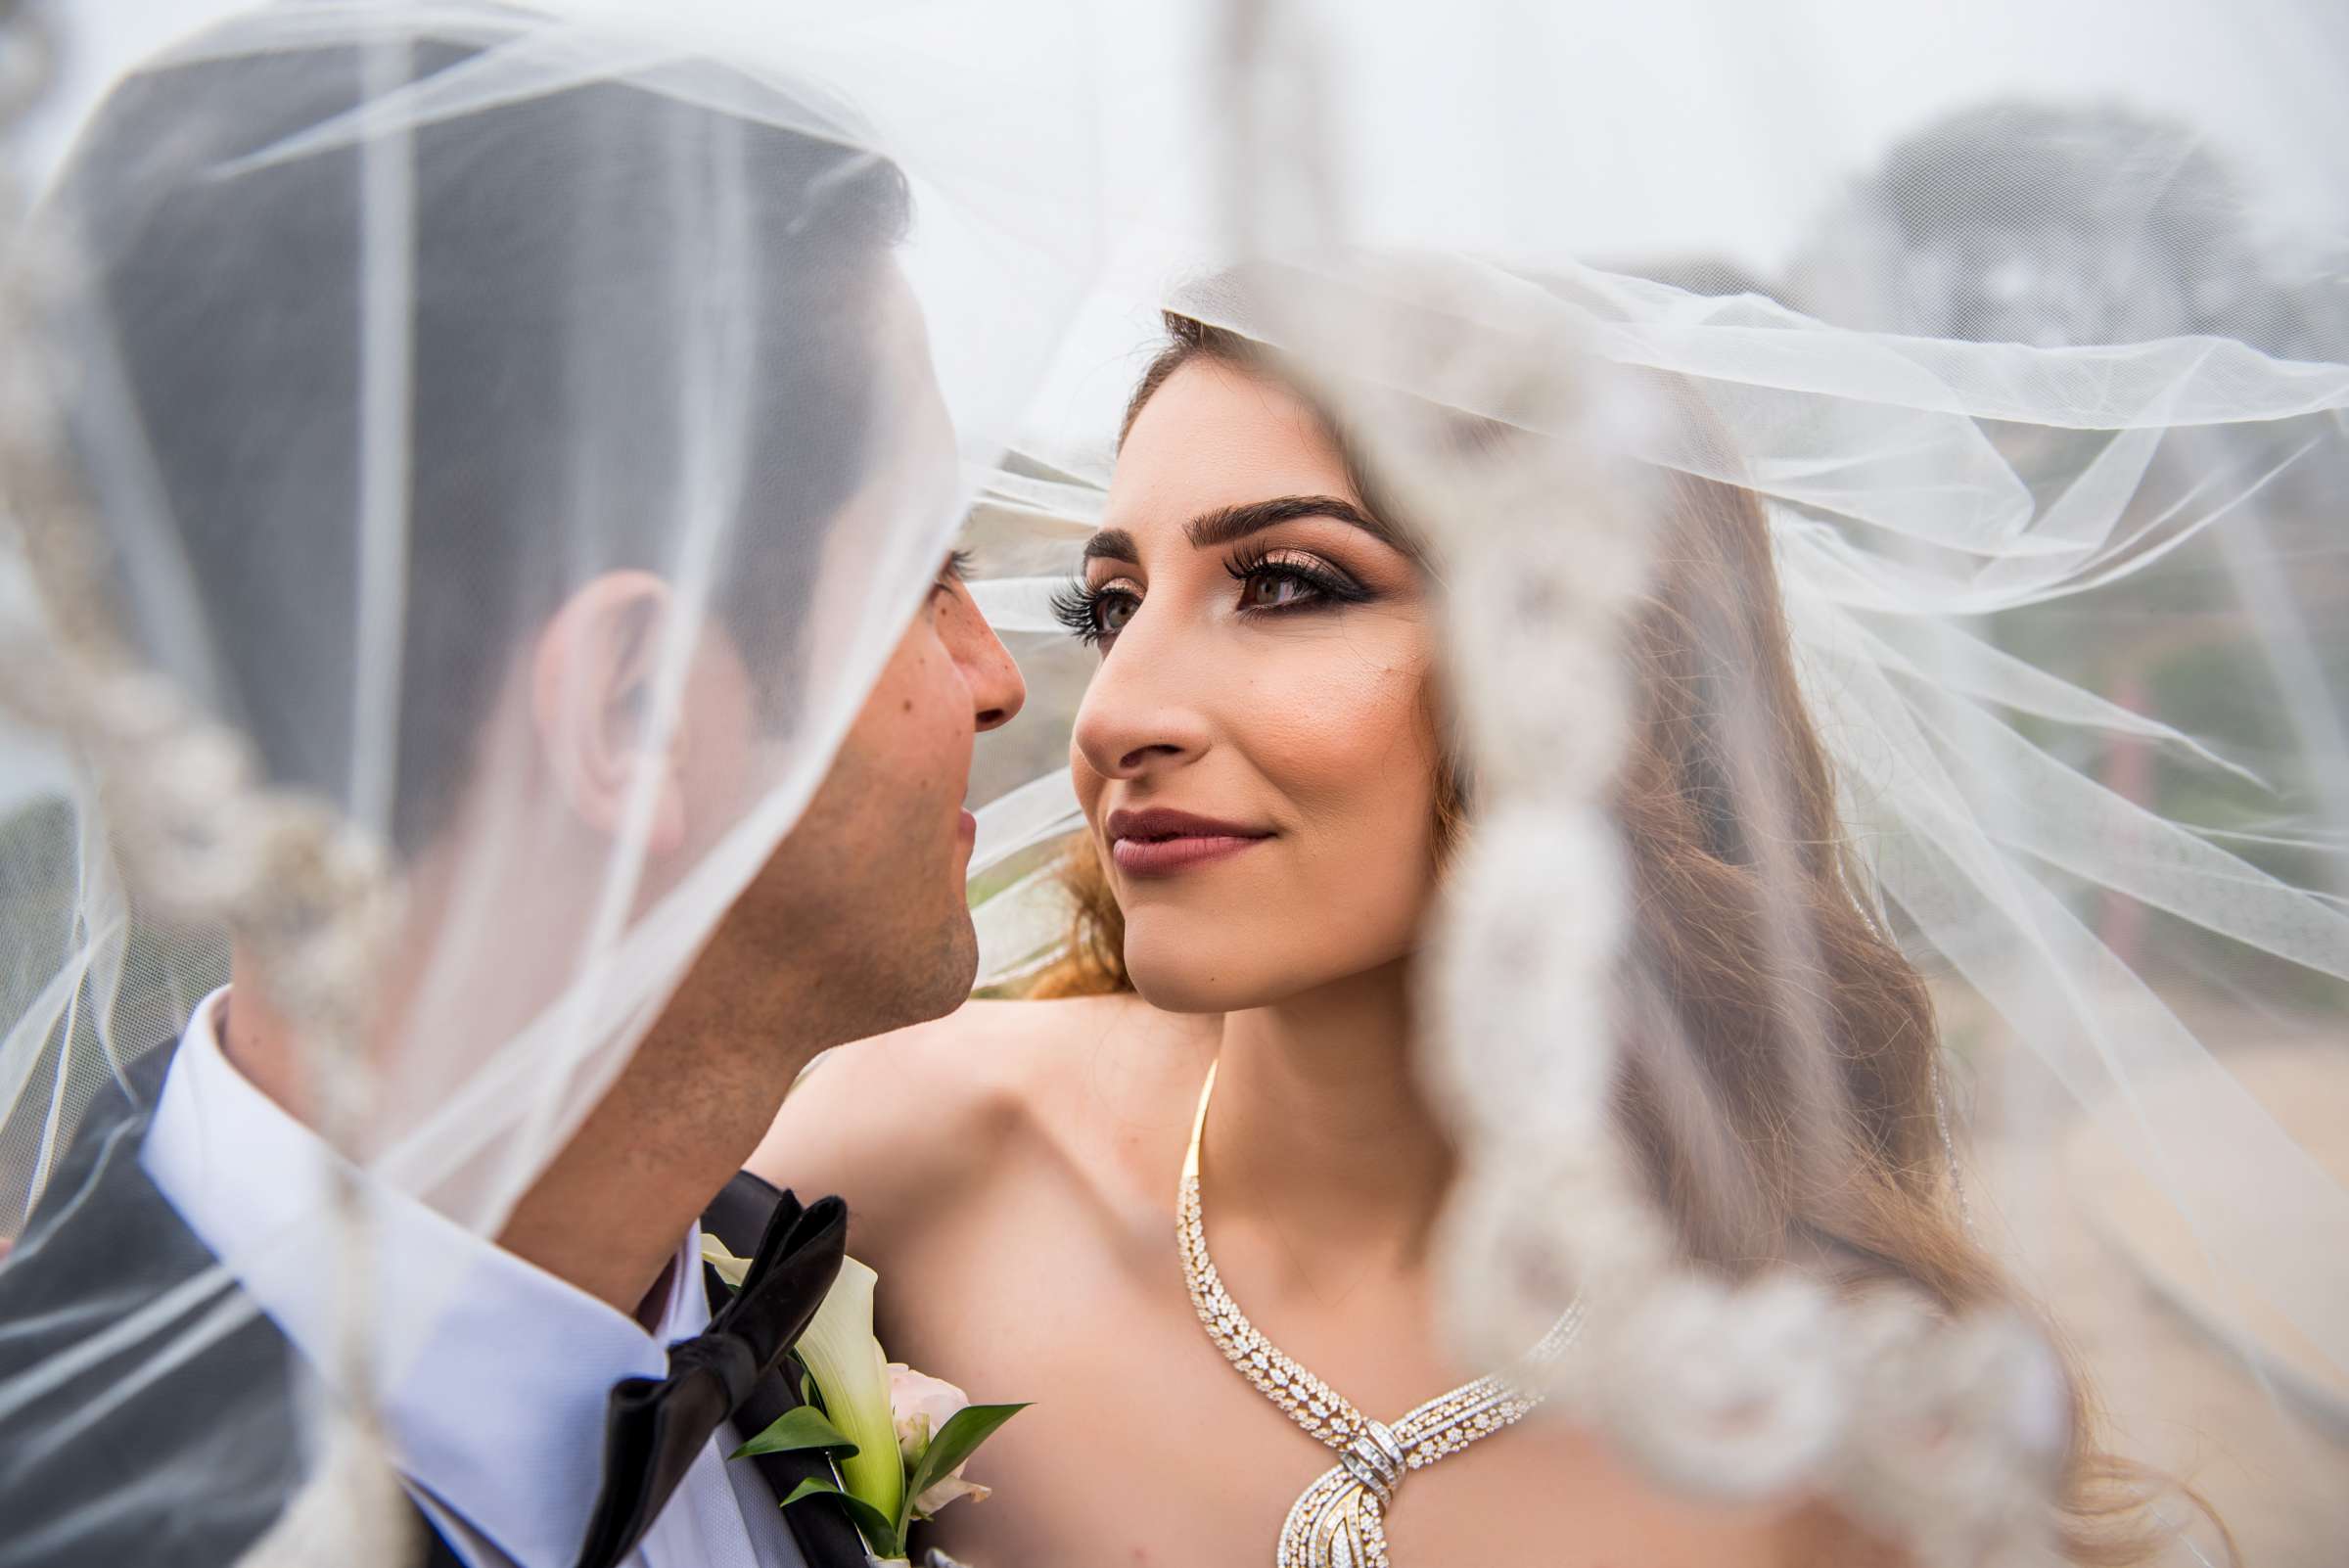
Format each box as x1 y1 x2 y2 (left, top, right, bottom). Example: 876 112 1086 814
0 22 1021 1568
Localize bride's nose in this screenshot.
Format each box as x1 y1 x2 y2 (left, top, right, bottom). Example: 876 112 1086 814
1071 628 1214 781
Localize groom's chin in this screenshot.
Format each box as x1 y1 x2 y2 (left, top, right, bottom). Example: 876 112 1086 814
921 913 982 1020
884 905 980 1031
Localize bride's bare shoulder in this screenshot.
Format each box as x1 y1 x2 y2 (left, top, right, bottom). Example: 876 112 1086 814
747 992 1211 1248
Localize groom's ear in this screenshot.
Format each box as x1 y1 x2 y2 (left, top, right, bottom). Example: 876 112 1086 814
530 571 690 857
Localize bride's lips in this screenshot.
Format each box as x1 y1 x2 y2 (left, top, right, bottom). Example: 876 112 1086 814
1106 807 1273 877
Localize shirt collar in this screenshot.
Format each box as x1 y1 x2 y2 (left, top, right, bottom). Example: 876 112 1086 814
141 986 711 1568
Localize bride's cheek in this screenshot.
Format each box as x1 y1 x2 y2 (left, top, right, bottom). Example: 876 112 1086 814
1266 655 1429 818
1258 680 1436 931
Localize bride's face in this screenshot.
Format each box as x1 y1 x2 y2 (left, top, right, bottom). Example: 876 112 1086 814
1066 356 1443 1012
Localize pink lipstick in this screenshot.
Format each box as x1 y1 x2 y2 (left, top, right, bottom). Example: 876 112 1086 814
1106 807 1273 878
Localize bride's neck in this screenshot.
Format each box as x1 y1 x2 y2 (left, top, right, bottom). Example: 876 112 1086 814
1205 957 1455 1270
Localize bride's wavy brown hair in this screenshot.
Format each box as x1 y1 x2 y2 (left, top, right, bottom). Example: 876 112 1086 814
1028 310 2224 1566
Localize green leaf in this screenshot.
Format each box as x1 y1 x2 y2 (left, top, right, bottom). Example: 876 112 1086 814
729 1405 860 1460
898 1403 1028 1535
780 1476 902 1559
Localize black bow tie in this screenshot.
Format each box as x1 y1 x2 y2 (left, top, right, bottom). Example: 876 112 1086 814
572 1189 849 1568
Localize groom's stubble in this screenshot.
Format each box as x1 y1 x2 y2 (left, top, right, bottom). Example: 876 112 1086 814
496 566 1021 1314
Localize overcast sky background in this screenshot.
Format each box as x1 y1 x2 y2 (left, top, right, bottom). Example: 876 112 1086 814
26 0 2348 454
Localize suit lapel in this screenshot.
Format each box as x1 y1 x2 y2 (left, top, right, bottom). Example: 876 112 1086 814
699 1172 873 1568
0 1040 466 1568
2 1052 856 1568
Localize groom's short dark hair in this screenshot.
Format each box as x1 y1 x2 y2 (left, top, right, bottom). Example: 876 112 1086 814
54 34 911 853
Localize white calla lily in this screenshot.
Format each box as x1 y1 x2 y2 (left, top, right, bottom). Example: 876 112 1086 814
698 1233 751 1290
793 1255 904 1526
705 1236 1018 1550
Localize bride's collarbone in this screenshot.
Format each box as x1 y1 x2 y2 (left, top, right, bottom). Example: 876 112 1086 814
957 1356 1788 1568
907 1157 1798 1553
916 1007 1805 1564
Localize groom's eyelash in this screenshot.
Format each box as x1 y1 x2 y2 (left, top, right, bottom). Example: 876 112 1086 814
931 549 975 602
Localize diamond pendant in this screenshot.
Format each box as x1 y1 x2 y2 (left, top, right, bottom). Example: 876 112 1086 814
1277 1421 1406 1568
1279 1463 1389 1568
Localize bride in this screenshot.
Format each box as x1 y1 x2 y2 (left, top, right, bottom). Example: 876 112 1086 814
752 305 2189 1566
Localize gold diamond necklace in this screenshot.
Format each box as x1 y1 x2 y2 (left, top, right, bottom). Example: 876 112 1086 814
1176 1060 1584 1568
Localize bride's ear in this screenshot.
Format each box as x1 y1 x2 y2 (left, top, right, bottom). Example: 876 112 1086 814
530 570 689 857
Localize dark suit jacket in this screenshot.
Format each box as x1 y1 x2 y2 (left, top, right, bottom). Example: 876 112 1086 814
0 1045 865 1568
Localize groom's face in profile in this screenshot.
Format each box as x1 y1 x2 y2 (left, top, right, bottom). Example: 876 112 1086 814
506 265 1015 1060
767 558 1021 1010
695 278 1024 1042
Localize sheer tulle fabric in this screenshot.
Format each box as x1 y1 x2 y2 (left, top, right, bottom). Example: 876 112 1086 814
2 0 2345 1565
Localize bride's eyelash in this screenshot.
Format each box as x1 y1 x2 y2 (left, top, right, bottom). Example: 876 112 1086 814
1223 545 1373 613
1050 577 1132 647
1050 547 1372 650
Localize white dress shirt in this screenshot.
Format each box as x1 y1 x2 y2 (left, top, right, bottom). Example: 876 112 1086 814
140 987 808 1568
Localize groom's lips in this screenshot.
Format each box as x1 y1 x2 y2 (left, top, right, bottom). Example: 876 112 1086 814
958 807 978 846
1106 807 1273 878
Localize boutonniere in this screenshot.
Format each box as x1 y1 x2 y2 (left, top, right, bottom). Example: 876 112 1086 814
703 1236 1025 1568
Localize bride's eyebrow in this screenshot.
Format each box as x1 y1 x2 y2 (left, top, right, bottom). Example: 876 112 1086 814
1082 528 1139 565
1081 494 1397 568
1182 494 1396 551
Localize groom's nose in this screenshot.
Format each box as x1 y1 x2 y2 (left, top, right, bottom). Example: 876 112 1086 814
944 581 1025 732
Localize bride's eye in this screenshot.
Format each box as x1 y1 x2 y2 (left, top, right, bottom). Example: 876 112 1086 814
1049 576 1141 647
1227 548 1371 617
1241 572 1314 610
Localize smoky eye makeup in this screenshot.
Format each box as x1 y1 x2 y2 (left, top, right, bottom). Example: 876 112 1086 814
1051 520 1391 650
1223 544 1375 615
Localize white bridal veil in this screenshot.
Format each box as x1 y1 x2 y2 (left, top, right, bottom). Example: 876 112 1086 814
4 0 2348 1565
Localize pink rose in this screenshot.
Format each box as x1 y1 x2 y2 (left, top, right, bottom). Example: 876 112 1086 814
887 1362 993 1516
